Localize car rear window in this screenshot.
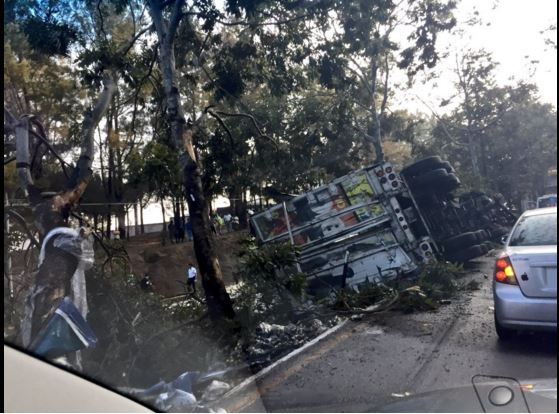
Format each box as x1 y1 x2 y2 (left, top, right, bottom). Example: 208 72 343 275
509 213 557 246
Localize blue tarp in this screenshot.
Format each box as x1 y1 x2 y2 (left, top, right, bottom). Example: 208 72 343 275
31 297 98 359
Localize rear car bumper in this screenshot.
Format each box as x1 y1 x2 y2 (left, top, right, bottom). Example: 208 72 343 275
494 283 557 331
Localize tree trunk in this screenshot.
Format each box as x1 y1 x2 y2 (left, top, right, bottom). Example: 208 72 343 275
148 0 234 319
4 192 13 301
140 202 145 234
160 199 167 226
117 208 126 239
369 59 384 164
133 202 139 238
12 73 116 345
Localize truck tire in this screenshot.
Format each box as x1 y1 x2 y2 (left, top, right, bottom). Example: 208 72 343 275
440 161 455 173
445 244 486 263
474 229 488 243
401 156 443 177
434 173 461 194
442 232 478 252
411 168 448 187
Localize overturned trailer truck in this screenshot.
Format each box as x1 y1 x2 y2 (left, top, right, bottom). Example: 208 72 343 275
250 156 517 295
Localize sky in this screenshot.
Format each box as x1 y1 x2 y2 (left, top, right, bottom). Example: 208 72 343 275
393 0 557 113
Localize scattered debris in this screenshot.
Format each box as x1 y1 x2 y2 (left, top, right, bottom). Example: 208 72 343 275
201 380 231 402
391 392 412 398
350 314 364 322
363 328 384 335
244 318 339 370
155 389 197 412
439 299 452 305
462 280 481 291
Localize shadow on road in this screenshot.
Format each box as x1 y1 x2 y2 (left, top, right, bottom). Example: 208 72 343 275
496 332 557 357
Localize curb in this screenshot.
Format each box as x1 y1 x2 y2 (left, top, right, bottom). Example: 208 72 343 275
216 318 349 404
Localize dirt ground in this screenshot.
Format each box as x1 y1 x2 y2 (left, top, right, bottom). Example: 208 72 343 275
124 230 246 297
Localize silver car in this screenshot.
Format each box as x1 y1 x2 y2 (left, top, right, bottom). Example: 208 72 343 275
493 207 557 340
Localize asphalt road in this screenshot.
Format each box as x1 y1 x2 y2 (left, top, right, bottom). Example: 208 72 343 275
218 255 557 412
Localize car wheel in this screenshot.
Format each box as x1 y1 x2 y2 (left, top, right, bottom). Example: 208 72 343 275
495 314 515 341
442 232 478 252
445 244 486 262
401 156 443 177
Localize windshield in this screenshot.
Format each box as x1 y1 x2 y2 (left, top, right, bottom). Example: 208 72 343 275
509 213 558 246
4 0 557 412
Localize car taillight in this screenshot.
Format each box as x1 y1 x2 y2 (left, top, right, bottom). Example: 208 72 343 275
495 255 518 285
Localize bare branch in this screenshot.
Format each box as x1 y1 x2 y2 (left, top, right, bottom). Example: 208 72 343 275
15 117 34 196
69 72 116 189
212 110 278 149
117 25 152 56
205 109 235 149
6 209 40 248
380 53 390 118
168 0 185 40
28 127 71 180
97 0 108 40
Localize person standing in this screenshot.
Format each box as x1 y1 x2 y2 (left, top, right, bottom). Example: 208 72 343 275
187 263 197 293
215 213 224 235
179 217 185 242
168 219 175 244
224 212 232 233
185 217 193 241
232 215 240 231
140 273 153 291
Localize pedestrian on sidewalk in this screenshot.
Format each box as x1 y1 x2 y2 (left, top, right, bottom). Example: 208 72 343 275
187 263 197 293
232 215 240 231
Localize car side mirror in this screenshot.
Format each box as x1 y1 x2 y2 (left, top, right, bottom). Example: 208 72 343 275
500 235 508 245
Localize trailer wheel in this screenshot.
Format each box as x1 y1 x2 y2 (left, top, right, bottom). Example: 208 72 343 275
401 156 443 177
445 244 486 263
442 232 478 252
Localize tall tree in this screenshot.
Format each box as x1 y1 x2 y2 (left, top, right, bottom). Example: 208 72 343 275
147 0 236 319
